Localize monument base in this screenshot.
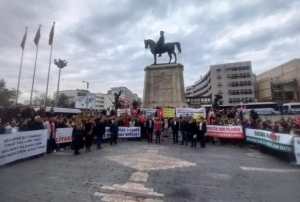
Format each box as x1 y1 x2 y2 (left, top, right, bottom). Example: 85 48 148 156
142 63 187 108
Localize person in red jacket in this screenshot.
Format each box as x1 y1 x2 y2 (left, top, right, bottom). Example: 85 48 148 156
154 117 162 144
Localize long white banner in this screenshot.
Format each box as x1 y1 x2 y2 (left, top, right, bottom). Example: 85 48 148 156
103 127 141 139
175 108 206 118
294 137 300 165
55 128 73 143
0 129 47 166
245 129 294 152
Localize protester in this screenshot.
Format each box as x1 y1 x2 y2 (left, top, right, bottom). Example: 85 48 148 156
190 119 198 148
71 118 84 155
109 118 119 145
28 116 44 131
0 118 4 134
19 119 28 132
4 119 19 134
154 117 162 144
85 118 95 152
171 117 179 144
179 117 187 146
36 106 47 118
95 117 106 149
198 117 207 148
146 116 154 143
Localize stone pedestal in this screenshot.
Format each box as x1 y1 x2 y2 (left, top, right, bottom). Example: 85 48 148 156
142 63 187 108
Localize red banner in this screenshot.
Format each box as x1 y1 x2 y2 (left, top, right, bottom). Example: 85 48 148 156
206 125 244 139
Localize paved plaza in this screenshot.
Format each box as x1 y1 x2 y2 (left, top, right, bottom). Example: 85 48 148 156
0 141 300 202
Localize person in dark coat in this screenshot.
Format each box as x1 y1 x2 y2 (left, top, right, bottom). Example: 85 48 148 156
95 117 106 149
71 120 84 155
198 117 207 148
0 118 4 134
28 116 44 131
146 116 154 143
36 106 47 118
171 118 179 144
190 119 198 148
109 118 119 145
180 118 187 146
19 119 29 132
84 118 95 152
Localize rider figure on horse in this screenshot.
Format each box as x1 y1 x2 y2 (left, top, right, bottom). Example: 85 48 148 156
157 31 165 57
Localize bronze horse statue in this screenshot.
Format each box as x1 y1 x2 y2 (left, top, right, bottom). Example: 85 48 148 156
144 39 181 65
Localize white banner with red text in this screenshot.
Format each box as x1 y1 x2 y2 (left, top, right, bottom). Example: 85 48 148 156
206 125 244 139
103 127 141 139
55 128 73 143
0 129 47 166
294 137 300 165
245 129 294 153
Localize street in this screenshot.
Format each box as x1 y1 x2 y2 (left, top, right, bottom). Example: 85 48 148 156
0 141 299 202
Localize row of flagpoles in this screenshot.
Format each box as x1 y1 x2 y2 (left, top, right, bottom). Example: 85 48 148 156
17 22 55 106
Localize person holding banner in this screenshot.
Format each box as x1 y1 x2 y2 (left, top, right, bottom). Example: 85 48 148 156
198 117 207 148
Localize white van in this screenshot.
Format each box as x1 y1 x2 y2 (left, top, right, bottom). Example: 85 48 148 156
236 102 280 115
282 103 300 114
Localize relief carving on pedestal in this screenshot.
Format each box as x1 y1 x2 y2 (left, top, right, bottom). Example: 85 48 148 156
153 71 173 100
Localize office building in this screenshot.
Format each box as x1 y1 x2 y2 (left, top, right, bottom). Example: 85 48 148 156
254 59 300 104
186 61 255 106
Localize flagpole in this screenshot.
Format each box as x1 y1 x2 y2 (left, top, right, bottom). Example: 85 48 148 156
16 27 27 105
45 22 55 107
30 25 41 106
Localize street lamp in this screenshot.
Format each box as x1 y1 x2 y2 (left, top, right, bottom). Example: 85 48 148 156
54 59 68 107
82 81 89 111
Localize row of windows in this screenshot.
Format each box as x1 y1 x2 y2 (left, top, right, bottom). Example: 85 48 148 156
225 66 251 71
186 98 212 104
229 98 254 103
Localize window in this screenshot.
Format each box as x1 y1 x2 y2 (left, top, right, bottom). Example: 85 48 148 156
217 83 222 88
217 75 222 80
216 69 221 73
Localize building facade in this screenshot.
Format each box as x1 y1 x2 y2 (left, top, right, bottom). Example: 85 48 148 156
186 61 255 106
254 59 300 104
109 86 133 107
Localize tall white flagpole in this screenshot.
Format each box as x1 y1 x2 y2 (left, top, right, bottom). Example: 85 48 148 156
16 27 27 105
45 22 55 106
30 25 41 106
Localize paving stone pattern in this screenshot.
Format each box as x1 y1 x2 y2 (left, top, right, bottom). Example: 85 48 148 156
0 141 300 202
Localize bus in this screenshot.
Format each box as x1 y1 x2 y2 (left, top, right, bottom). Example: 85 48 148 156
236 102 280 115
282 103 300 114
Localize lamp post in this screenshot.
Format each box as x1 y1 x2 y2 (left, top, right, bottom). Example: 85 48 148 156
54 59 68 107
82 81 89 112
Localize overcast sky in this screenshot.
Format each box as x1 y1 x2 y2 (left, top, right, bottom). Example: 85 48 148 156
1 0 300 103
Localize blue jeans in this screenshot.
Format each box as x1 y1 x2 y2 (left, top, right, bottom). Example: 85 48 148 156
180 131 187 145
97 134 103 148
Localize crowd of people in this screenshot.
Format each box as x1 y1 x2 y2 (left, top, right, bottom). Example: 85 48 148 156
1 104 300 161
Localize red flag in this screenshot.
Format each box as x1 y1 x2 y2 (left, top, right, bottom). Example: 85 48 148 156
269 131 276 141
34 25 41 46
20 27 27 50
49 22 55 45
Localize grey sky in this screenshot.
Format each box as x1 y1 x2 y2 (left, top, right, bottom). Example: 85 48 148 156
0 0 300 103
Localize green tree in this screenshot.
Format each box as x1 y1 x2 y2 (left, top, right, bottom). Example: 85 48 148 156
0 78 20 107
57 93 70 108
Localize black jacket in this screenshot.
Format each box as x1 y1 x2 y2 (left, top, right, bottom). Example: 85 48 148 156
146 119 154 130
171 121 179 131
179 121 186 131
28 121 44 131
189 122 198 134
198 122 207 133
95 122 106 135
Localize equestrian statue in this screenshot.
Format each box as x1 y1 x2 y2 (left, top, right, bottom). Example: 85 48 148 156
144 31 182 65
